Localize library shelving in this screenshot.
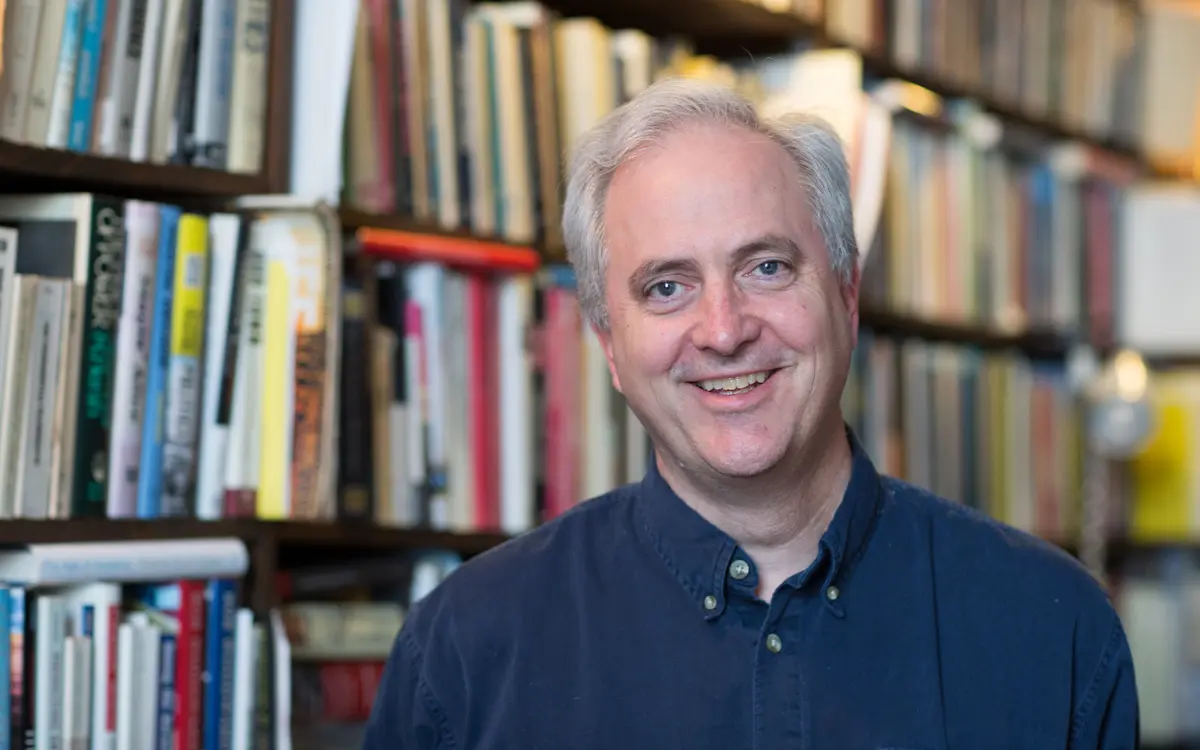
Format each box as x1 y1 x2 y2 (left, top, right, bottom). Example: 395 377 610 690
1 0 1198 746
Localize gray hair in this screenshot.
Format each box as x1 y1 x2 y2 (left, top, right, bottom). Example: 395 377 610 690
561 77 858 332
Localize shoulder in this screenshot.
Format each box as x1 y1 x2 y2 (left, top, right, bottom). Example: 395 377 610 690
873 477 1138 741
400 483 639 644
877 475 1110 613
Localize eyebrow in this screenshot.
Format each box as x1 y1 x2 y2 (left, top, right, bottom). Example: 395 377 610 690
626 233 803 298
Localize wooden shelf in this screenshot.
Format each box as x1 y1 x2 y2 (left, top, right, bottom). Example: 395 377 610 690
269 520 510 554
0 139 271 200
0 518 511 556
859 305 1070 357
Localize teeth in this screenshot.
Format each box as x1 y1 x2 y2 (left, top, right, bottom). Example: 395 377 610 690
698 370 772 393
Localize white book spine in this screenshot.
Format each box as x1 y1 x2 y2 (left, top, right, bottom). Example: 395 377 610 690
127 0 165 161
106 202 160 518
498 274 534 534
21 0 70 143
225 0 270 173
134 619 161 750
114 623 136 750
0 0 48 140
94 0 144 156
0 277 38 518
35 595 67 750
222 235 265 511
229 608 255 750
67 581 120 750
190 0 236 168
0 538 250 586
0 227 22 440
194 213 239 519
14 278 68 519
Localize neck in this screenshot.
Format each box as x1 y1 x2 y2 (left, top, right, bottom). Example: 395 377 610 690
656 420 854 600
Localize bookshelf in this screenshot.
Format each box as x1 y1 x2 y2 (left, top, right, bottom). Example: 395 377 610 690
0 0 1197 746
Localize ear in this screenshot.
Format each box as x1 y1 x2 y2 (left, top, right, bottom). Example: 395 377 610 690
592 322 624 394
840 261 862 348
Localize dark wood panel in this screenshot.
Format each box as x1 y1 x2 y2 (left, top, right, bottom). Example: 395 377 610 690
0 518 257 546
0 518 511 556
0 140 271 200
270 520 511 554
859 305 1069 358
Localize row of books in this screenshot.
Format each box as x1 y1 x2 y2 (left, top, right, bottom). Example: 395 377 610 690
843 333 1083 542
281 549 461 746
1115 552 1200 746
0 537 283 750
859 109 1128 347
332 0 1181 354
0 0 270 173
0 193 341 523
824 0 1197 169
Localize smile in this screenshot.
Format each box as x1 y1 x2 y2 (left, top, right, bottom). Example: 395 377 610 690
693 369 778 395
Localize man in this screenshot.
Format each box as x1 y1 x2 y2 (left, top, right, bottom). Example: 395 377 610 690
362 78 1139 748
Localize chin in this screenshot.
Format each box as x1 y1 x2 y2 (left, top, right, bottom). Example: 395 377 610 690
694 436 790 479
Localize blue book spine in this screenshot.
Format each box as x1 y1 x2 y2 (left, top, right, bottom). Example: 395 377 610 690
156 634 176 750
137 205 181 518
67 0 108 151
7 587 24 750
202 579 236 750
0 585 10 750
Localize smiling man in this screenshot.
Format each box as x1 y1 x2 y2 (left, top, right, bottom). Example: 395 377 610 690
362 79 1139 749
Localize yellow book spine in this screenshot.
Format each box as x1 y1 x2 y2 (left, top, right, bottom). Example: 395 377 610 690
171 215 208 359
257 252 292 520
1130 377 1198 541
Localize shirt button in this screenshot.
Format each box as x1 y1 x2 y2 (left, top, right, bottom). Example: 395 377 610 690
729 559 750 580
703 595 717 611
766 633 782 653
826 585 840 601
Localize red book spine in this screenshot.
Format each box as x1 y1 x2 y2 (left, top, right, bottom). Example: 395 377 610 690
174 581 207 750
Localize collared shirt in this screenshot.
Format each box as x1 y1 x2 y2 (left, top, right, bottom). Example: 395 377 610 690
363 430 1139 749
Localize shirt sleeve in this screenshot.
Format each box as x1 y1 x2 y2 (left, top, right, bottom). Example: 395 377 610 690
361 616 452 750
1069 611 1140 750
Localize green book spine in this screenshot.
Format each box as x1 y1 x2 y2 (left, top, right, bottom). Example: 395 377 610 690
73 197 126 517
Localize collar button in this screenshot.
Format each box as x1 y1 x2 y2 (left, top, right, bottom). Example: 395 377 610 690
703 595 718 610
826 585 840 601
729 559 750 580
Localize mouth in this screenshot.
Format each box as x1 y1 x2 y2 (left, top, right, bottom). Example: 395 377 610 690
691 369 780 396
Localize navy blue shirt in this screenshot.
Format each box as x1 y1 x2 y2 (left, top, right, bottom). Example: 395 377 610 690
363 430 1139 749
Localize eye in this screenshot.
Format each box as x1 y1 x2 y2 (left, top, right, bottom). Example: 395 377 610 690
647 280 681 299
756 260 781 276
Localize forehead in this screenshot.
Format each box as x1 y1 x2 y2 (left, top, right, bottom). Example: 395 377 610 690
602 122 813 264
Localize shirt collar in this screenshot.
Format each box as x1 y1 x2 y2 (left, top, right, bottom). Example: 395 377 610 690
634 425 883 619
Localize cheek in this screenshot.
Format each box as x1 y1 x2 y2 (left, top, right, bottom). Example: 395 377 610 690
615 321 679 379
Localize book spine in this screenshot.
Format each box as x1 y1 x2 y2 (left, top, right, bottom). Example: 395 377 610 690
67 0 109 151
72 197 126 518
15 280 68 519
0 0 46 142
159 213 208 517
225 0 270 173
154 632 175 750
95 0 144 156
174 581 205 750
106 202 160 518
46 0 88 149
202 579 236 750
0 586 11 749
137 206 179 519
191 0 237 169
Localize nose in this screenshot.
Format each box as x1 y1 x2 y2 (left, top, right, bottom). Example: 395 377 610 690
689 280 761 356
